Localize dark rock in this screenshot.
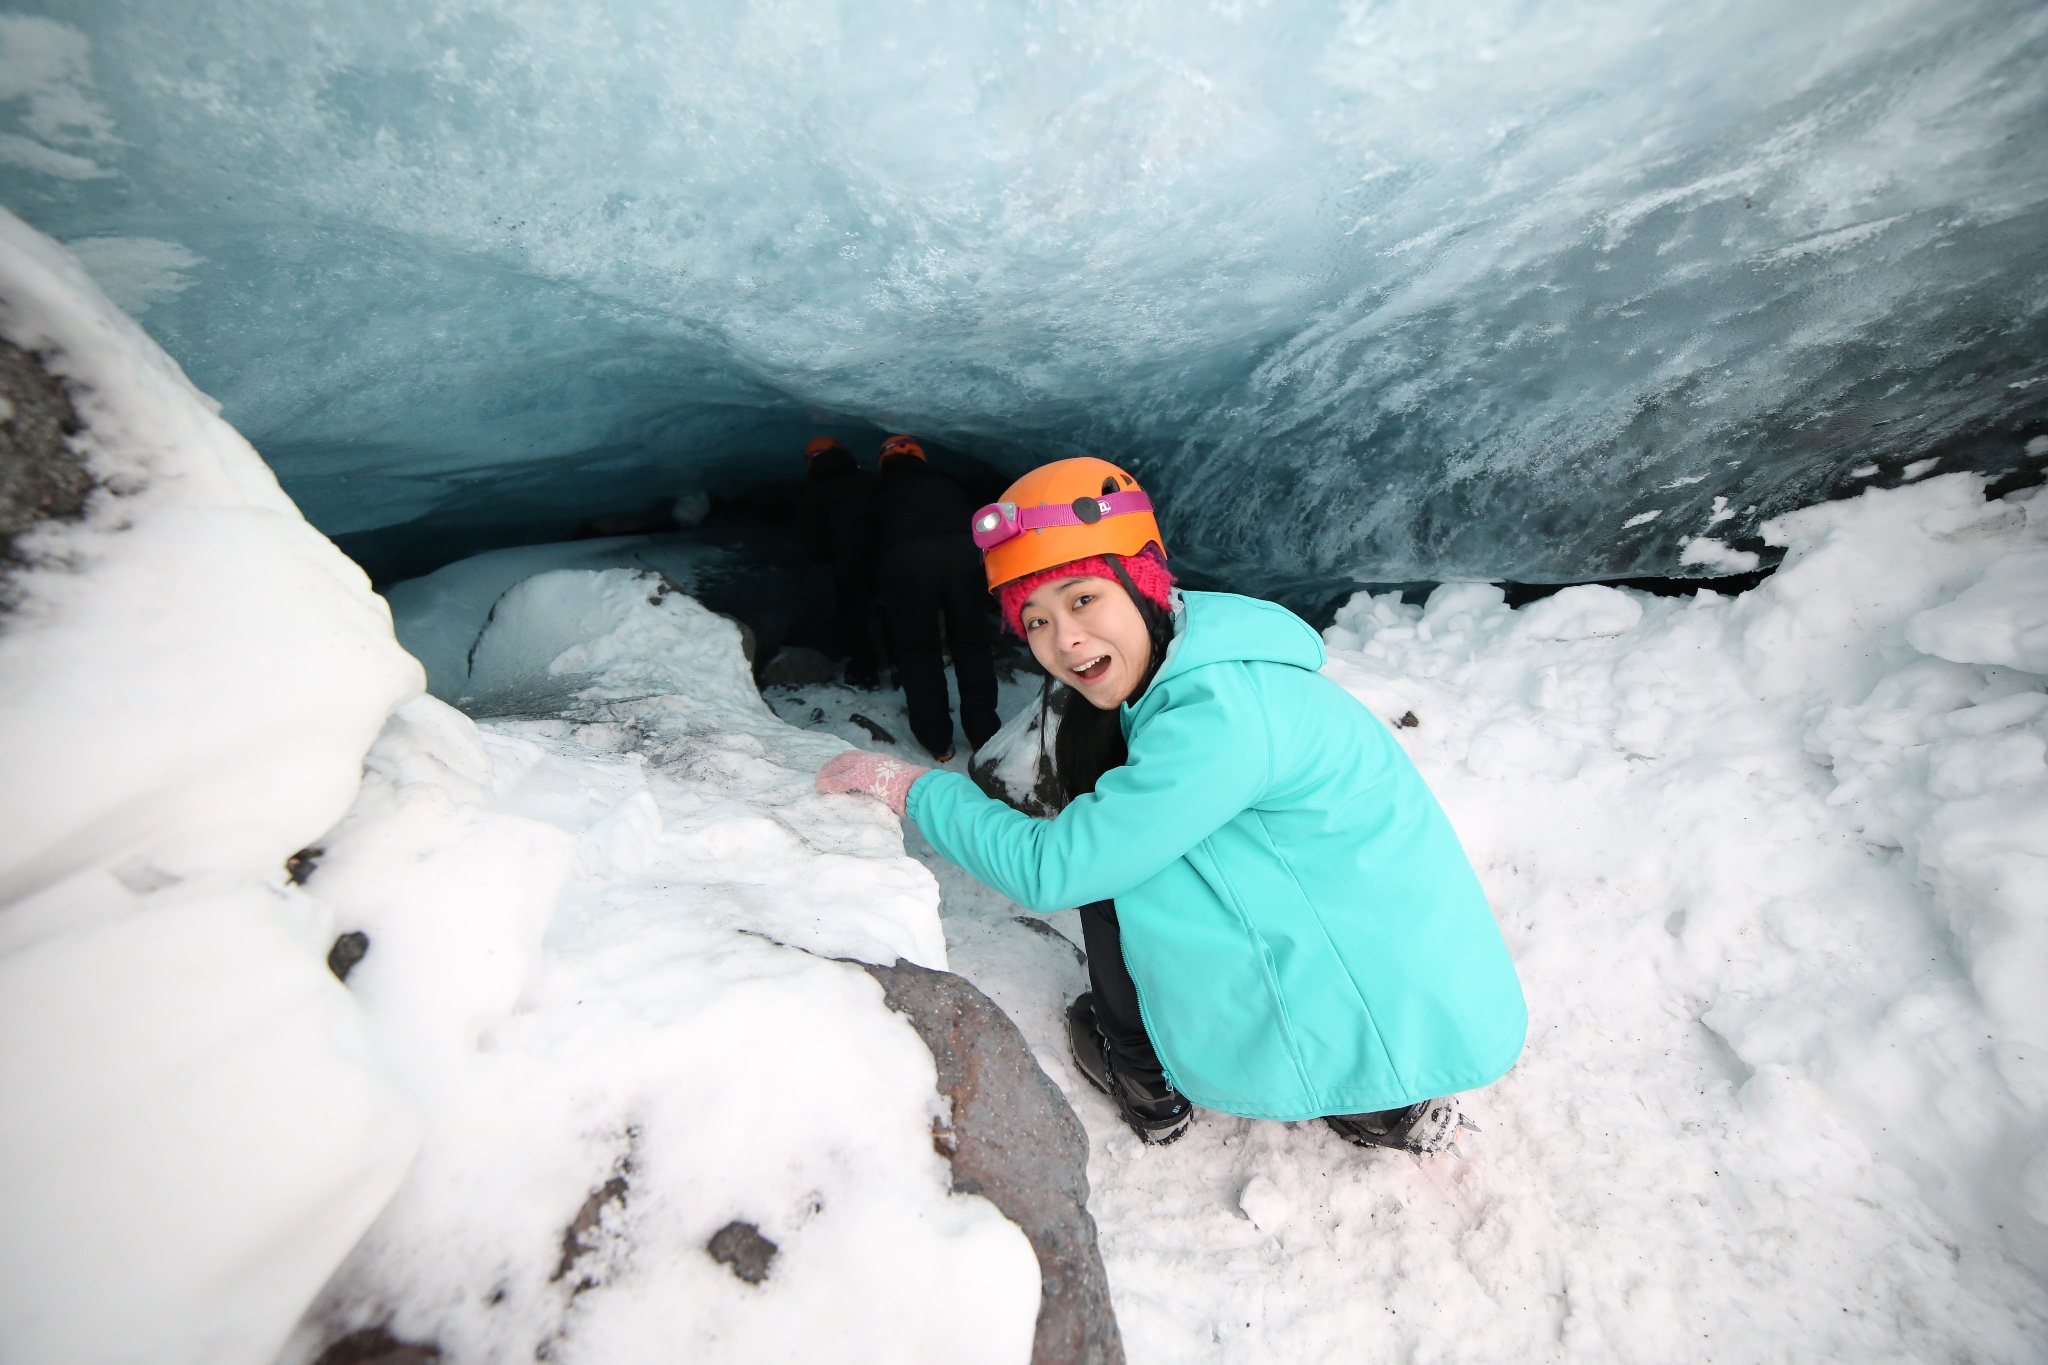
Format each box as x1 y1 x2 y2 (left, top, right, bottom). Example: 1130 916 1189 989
759 645 837 687
848 712 897 745
1012 916 1086 966
706 1219 778 1285
311 1326 440 1365
860 959 1124 1365
669 576 755 665
575 503 683 539
1396 710 1420 729
553 1176 629 1286
969 683 1070 817
722 612 758 665
0 338 93 602
327 931 370 983
287 846 323 884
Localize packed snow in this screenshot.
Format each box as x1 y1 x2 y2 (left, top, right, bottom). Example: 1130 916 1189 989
0 208 423 1364
381 537 728 704
287 570 1037 1365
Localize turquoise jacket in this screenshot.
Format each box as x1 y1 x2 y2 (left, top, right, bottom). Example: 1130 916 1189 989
907 591 1526 1120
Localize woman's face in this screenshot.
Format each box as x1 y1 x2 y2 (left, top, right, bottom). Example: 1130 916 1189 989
1019 575 1152 709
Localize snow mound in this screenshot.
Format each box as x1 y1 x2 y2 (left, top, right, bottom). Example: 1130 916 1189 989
1510 583 1645 641
1321 472 2048 1321
314 567 1037 1362
0 210 424 1364
1907 538 2048 675
385 537 728 702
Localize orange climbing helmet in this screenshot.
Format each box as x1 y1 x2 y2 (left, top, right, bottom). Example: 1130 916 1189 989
878 434 926 465
971 456 1165 591
804 435 845 465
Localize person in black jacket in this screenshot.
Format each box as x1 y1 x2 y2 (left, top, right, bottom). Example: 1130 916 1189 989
871 435 1000 760
796 436 880 687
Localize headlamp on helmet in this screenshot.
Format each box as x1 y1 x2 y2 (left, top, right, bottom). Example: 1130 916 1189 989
970 456 1165 591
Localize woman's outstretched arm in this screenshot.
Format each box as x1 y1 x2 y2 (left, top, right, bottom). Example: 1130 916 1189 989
907 665 1269 912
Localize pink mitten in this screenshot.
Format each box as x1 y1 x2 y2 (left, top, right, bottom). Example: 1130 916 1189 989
814 749 930 817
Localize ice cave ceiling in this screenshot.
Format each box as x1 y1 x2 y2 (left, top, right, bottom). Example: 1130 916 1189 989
3 0 2046 586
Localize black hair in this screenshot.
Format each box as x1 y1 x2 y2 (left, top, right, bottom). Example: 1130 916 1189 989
1049 555 1177 803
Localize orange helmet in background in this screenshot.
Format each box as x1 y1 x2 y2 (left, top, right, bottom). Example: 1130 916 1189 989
878 434 926 465
972 457 1165 591
804 435 845 465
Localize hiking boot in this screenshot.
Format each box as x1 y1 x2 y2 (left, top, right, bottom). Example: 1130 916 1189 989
1326 1097 1472 1155
1066 994 1193 1145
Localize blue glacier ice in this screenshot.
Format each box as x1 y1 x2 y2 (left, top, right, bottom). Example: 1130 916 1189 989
3 0 2045 586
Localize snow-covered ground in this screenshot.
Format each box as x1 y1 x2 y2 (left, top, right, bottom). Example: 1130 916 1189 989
286 569 1038 1364
767 478 2048 1363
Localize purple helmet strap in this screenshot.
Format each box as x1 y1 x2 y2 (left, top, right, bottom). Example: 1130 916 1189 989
1017 489 1152 532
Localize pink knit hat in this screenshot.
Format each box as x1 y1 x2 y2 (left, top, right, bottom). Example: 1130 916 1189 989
997 547 1174 636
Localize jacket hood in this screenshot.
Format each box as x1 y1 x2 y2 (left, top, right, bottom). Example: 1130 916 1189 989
1141 590 1324 696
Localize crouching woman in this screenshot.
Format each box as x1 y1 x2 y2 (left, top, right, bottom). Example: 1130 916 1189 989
816 457 1526 1149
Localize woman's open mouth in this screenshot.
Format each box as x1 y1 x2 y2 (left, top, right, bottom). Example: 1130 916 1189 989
1070 654 1113 684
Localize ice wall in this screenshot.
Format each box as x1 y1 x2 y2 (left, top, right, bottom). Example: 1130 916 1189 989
3 0 2045 583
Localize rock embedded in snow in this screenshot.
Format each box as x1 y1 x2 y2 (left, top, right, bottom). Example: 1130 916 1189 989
0 336 91 570
326 929 370 983
758 644 838 687
969 682 1070 818
860 957 1123 1365
308 1326 440 1365
705 1221 778 1286
559 1177 633 1288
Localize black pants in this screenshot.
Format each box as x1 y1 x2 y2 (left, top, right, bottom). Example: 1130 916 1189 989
1079 899 1168 1087
878 535 1000 758
829 561 878 677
